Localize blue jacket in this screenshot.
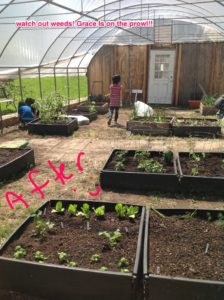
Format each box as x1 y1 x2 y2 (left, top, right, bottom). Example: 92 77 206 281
18 105 34 121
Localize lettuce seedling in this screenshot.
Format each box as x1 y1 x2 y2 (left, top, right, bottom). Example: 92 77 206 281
68 261 77 268
32 220 55 237
115 150 127 161
163 151 173 165
134 150 150 161
58 251 69 263
35 251 47 262
13 245 26 259
115 203 127 218
93 206 105 218
100 266 108 271
121 268 130 273
90 254 101 263
118 257 129 268
51 201 65 213
114 161 125 171
67 204 77 215
126 205 139 219
99 229 122 246
76 203 90 219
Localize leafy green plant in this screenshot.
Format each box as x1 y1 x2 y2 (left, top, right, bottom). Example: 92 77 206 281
114 161 125 171
58 252 69 263
126 205 139 219
35 92 65 123
201 95 216 106
121 268 130 273
163 151 173 165
118 257 129 268
189 151 205 162
115 203 127 218
67 204 77 215
90 254 101 263
68 261 78 268
13 245 27 259
134 150 150 161
181 210 197 220
191 167 199 176
100 266 108 271
99 229 122 246
93 206 105 218
89 101 97 113
217 213 224 227
32 219 55 237
35 251 47 262
207 212 212 221
51 201 65 213
114 150 127 161
76 203 90 219
137 159 163 173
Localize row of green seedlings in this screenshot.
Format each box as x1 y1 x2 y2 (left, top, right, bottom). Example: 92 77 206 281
29 202 139 238
114 150 173 173
51 201 139 220
188 151 205 176
13 245 130 273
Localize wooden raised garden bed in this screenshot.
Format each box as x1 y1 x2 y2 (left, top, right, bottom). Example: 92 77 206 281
28 118 78 136
200 102 218 116
0 148 35 182
127 117 173 136
172 117 222 137
67 109 97 122
144 208 224 300
0 200 145 300
177 152 224 196
100 149 179 193
77 101 108 115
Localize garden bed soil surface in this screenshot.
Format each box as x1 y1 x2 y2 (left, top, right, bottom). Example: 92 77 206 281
149 211 224 281
106 151 175 174
2 206 141 273
179 153 224 177
0 148 29 166
174 118 218 126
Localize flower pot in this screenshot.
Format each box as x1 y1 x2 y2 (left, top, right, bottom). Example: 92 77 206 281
0 200 145 300
187 100 200 109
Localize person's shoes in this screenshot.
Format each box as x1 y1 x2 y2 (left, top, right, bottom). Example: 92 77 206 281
114 121 118 126
107 119 111 126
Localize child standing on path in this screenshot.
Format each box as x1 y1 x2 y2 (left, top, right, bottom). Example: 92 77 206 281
108 74 123 126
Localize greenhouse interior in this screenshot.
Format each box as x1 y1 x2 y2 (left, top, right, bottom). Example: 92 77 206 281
0 1 224 300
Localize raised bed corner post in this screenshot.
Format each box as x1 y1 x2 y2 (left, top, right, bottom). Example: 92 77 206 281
66 67 70 107
18 67 23 101
78 68 80 103
38 67 42 99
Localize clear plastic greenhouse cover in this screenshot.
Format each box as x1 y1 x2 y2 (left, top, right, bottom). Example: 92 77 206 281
0 0 224 75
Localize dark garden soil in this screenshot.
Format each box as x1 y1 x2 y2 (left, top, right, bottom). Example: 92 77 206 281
175 119 218 126
179 153 224 177
129 121 170 130
0 149 28 165
36 119 71 125
149 211 224 281
2 207 140 273
106 152 175 174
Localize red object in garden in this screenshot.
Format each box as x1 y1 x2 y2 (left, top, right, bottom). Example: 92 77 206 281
188 100 200 109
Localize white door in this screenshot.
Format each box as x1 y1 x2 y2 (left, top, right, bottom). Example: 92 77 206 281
148 50 175 104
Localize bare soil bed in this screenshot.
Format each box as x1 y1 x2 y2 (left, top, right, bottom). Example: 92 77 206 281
179 153 224 177
149 211 224 281
0 148 28 165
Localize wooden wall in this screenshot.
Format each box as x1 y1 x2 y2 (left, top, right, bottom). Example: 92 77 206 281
87 45 148 102
88 42 224 106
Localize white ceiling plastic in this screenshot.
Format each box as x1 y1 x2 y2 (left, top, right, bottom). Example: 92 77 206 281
0 0 224 70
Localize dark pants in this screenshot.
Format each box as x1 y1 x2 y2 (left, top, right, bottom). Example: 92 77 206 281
108 106 119 122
